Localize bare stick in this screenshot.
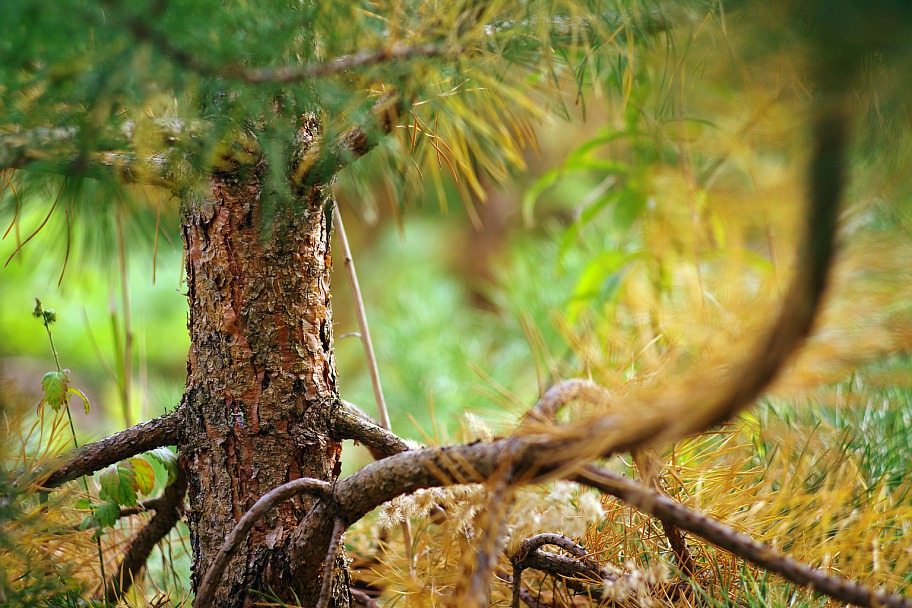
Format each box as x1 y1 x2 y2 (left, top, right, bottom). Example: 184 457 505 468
194 478 332 608
43 410 182 488
575 466 912 608
333 204 390 431
316 518 346 608
633 449 698 578
511 534 588 608
104 467 188 604
333 201 417 572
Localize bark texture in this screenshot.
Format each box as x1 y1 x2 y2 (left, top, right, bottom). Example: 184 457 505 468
181 159 348 607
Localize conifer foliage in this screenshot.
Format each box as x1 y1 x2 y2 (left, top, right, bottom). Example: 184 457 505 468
2 1 912 607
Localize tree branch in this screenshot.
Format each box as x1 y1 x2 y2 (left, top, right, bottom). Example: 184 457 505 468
0 120 199 186
351 587 379 608
104 466 188 604
575 466 912 608
237 44 457 85
115 0 457 87
334 402 410 460
115 492 184 519
194 477 332 608
42 410 182 488
316 518 346 608
455 471 516 608
518 379 611 430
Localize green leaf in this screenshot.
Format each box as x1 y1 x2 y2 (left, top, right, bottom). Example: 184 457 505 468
98 462 137 507
74 498 90 510
566 251 637 322
94 501 120 528
129 457 156 495
521 167 562 227
68 387 91 414
40 371 69 412
145 447 178 485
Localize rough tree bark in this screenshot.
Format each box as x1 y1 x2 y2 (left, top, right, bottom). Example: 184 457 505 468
180 155 350 607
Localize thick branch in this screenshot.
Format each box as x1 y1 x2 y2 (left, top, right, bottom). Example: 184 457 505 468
0 120 199 185
104 466 188 604
575 466 912 608
43 410 182 488
334 403 410 459
194 477 332 608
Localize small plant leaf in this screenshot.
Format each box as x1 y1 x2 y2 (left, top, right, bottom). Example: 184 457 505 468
146 447 178 485
40 371 69 412
129 457 156 495
68 387 91 414
98 462 137 507
94 501 121 528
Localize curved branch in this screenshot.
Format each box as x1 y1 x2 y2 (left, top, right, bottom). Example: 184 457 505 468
575 466 912 608
43 410 182 488
518 379 611 430
193 477 333 608
104 466 188 604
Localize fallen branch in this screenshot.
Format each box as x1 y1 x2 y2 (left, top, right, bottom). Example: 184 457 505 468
43 410 182 488
575 465 912 608
104 466 188 604
194 477 332 608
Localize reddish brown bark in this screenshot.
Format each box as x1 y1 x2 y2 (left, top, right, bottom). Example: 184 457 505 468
180 159 348 607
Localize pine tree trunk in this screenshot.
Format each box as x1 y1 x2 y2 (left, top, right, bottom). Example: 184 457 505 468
180 161 350 607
